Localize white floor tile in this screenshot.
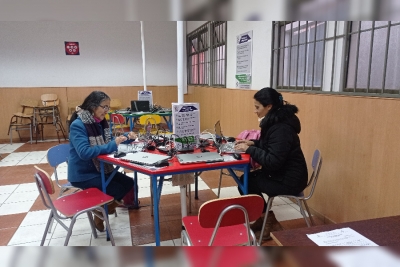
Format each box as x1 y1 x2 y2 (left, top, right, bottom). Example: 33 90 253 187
14 183 38 193
271 197 290 206
92 228 132 246
48 233 92 246
1 152 29 160
51 217 94 239
0 184 18 194
16 158 44 165
4 190 39 203
8 223 53 245
19 210 52 227
0 201 36 215
140 239 175 246
212 186 240 198
0 194 10 204
0 143 24 153
0 160 19 167
172 238 182 246
271 204 304 221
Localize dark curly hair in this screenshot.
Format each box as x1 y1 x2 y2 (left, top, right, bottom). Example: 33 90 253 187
69 91 110 124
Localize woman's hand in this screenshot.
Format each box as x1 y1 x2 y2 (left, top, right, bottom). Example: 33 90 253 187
235 140 254 146
127 131 137 140
115 135 128 146
234 142 249 152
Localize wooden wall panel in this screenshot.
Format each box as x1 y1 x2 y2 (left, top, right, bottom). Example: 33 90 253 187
3 85 400 224
1 86 178 142
185 87 400 223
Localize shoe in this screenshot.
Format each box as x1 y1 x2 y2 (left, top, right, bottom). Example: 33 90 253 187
260 211 284 241
250 215 265 232
107 200 119 215
92 210 105 232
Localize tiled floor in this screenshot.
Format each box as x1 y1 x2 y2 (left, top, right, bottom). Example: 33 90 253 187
0 140 326 246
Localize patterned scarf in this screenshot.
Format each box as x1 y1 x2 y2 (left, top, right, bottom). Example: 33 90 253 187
77 109 114 174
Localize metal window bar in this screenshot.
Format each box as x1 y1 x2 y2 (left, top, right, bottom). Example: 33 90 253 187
187 23 209 85
330 21 338 92
296 21 300 90
366 21 375 93
381 21 391 93
210 21 226 87
319 22 327 91
270 22 276 88
274 21 336 91
353 21 361 92
311 21 317 90
303 21 308 91
288 22 293 89
282 22 286 88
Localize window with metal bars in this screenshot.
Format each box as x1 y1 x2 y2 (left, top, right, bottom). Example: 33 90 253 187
271 21 330 91
187 21 227 87
272 21 400 96
345 21 400 94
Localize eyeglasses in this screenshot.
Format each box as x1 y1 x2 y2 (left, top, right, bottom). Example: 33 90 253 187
99 105 110 111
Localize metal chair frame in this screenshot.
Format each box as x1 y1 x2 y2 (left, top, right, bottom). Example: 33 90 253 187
258 149 323 245
34 166 115 246
181 195 264 246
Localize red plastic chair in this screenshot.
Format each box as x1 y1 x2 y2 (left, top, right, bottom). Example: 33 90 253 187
181 195 264 246
33 165 115 246
110 113 130 136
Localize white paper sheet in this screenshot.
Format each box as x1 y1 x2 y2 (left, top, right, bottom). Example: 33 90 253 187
307 227 379 246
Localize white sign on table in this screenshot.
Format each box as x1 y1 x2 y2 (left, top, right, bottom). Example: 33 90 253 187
138 91 153 106
307 227 379 246
172 103 200 150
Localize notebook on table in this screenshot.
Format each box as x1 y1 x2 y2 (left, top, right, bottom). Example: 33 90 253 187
131 100 150 112
120 152 170 166
176 152 224 165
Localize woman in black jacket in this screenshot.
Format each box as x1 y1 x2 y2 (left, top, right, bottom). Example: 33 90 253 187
235 87 308 240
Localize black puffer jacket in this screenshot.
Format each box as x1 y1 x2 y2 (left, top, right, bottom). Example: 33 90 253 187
245 105 308 190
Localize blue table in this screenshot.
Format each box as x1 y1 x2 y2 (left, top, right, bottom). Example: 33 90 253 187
97 152 250 246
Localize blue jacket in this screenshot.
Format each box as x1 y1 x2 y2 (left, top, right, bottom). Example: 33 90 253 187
68 117 129 183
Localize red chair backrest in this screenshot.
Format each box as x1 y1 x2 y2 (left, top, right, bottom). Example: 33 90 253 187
110 114 124 124
34 165 55 195
198 195 264 228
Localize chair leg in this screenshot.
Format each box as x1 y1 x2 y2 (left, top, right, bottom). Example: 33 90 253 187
41 212 54 246
258 197 274 246
100 208 115 246
87 211 98 238
217 169 223 198
296 199 311 227
302 200 315 226
64 217 78 246
187 184 192 214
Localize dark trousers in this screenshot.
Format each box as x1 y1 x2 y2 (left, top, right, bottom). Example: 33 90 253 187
238 170 303 213
71 171 134 201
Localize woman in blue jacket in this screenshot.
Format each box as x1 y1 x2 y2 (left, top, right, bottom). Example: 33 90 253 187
68 91 136 232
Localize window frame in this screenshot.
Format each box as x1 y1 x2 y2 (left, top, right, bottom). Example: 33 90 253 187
271 21 400 98
187 21 227 87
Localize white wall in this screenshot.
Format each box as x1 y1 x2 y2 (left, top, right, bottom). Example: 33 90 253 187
0 21 177 87
226 21 272 90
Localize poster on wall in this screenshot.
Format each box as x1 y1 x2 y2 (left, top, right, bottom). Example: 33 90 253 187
65 42 80 55
172 103 200 150
235 31 253 89
138 91 153 106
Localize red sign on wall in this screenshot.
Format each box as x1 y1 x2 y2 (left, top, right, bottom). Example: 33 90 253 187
65 42 80 55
